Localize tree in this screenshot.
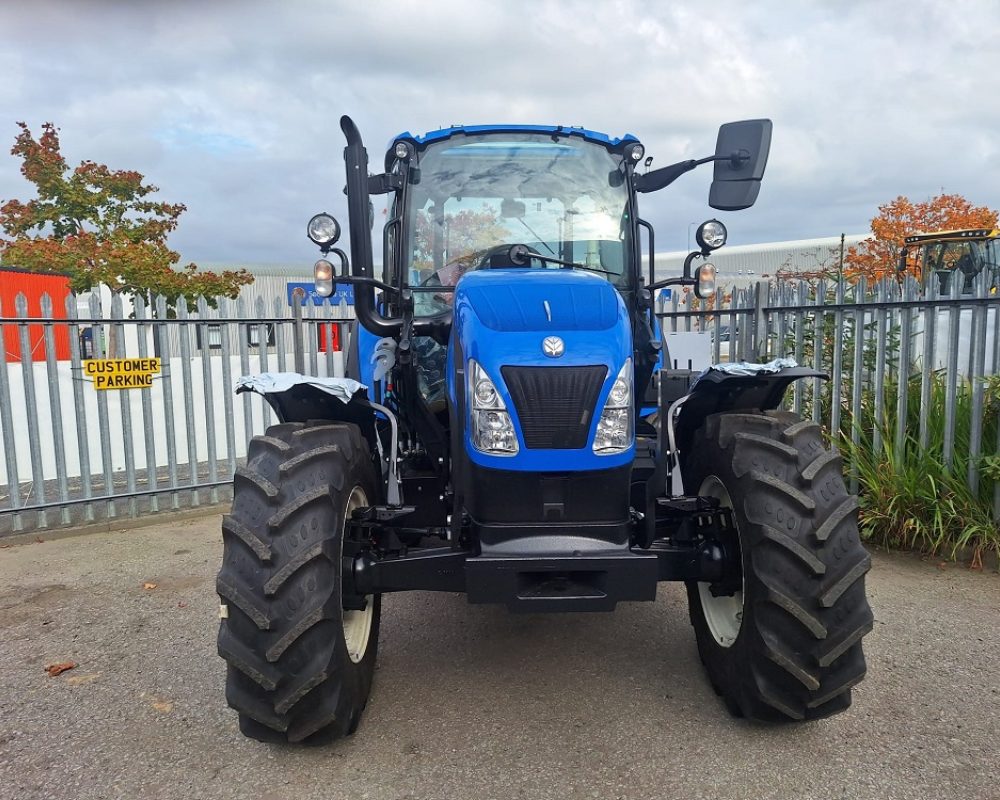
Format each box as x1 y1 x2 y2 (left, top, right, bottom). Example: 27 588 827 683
845 193 998 283
0 122 252 310
412 205 509 275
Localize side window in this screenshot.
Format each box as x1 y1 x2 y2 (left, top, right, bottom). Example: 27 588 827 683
383 192 399 287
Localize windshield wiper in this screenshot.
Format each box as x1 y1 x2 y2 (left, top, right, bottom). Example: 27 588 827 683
507 244 614 275
513 218 556 255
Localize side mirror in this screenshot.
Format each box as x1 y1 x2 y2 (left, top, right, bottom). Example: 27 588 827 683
500 198 526 219
709 119 772 211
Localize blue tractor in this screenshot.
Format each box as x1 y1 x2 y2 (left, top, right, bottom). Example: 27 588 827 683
218 116 873 743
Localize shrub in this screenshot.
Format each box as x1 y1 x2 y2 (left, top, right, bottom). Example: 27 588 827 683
841 373 999 564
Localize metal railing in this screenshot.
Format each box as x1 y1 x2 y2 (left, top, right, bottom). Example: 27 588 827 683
657 271 1000 512
3 272 998 535
0 289 352 534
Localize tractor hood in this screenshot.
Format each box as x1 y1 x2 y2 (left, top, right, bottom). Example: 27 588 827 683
453 269 620 332
447 268 634 472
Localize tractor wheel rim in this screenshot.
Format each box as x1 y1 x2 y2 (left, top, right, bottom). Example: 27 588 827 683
697 475 744 649
343 485 374 664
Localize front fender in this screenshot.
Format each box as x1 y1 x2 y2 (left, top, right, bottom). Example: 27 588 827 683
674 363 827 466
235 372 379 451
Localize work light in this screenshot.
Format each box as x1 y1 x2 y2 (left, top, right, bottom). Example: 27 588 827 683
625 142 645 163
696 219 727 250
307 213 341 246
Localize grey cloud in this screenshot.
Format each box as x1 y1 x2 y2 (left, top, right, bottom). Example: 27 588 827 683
0 0 997 266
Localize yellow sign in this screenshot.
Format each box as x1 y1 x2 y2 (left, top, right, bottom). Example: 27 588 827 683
83 358 161 390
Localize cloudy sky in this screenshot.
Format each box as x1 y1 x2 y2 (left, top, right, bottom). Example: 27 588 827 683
1 0 997 269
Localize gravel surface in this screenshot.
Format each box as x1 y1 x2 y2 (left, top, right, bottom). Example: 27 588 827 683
1 515 998 800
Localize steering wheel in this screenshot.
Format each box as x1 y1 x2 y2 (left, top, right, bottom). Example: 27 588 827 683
956 253 981 278
476 244 542 269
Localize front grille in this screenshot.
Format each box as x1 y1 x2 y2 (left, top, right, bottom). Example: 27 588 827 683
501 365 607 449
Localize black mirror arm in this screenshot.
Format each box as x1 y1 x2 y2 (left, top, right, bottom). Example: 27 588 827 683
647 276 696 291
647 251 707 291
368 173 405 195
635 152 749 193
331 274 400 296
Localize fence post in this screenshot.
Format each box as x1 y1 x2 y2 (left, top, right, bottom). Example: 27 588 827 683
273 297 288 375
40 293 70 526
64 295 94 522
176 301 200 507
292 287 306 374
217 297 238 481
792 281 807 414
155 294 181 510
197 296 220 505
942 272 962 470
872 279 889 456
324 300 338 377
236 296 254 439
306 298 319 376
89 293 116 520
811 280 826 425
0 297 24 531
255 297 273 428
893 276 915 461
133 295 159 513
829 279 846 438
752 281 767 361
849 277 867 493
967 271 989 494
111 293 138 519
17 292 48 529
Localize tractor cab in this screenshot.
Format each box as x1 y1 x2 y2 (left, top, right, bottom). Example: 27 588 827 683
901 228 1000 295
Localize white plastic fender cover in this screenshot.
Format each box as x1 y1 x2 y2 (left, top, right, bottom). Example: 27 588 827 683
235 372 367 404
701 357 799 377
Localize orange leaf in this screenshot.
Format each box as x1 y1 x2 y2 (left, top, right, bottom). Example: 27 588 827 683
143 582 157 590
45 661 77 677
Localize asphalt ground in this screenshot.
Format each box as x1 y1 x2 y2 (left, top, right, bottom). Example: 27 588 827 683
1 514 998 800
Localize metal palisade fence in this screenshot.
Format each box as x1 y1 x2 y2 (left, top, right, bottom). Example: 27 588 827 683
0 288 352 534
2 273 998 535
658 270 1000 516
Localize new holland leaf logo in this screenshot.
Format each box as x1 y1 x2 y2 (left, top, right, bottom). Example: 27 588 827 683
542 336 564 358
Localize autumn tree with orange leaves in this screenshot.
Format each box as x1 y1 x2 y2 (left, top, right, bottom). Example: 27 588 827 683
0 122 252 310
844 193 998 283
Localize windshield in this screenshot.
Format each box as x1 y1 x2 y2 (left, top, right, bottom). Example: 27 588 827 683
923 238 1000 295
403 132 631 312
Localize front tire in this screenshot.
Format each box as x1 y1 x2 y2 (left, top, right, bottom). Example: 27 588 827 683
217 422 380 743
683 411 873 722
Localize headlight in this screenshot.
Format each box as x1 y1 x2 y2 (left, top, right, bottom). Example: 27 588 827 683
594 359 633 455
696 219 727 250
468 360 518 455
307 212 341 246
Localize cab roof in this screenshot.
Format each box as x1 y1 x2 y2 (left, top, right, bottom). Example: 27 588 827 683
904 228 999 245
391 124 637 150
